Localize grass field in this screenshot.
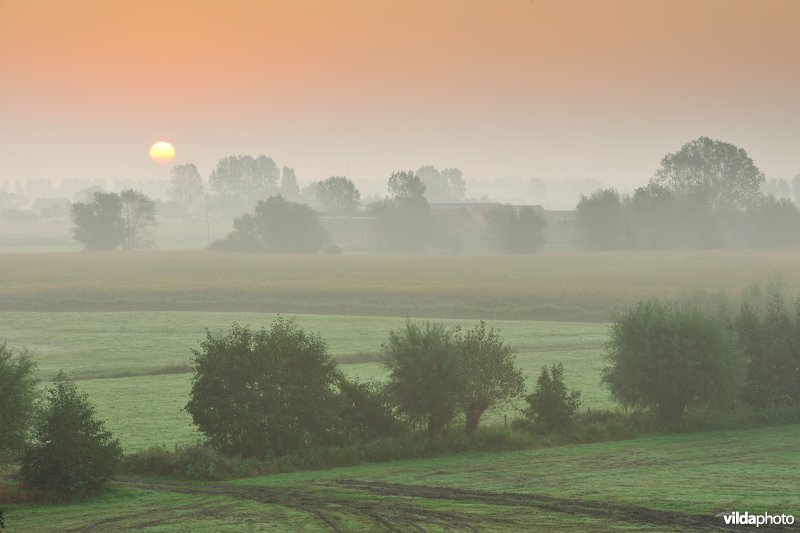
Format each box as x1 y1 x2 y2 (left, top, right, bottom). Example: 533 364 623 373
0 312 609 451
1 250 798 320
5 424 798 531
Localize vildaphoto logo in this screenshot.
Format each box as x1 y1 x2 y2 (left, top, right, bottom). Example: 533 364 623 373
721 511 795 527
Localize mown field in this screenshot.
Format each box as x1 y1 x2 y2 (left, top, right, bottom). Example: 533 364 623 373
0 312 609 451
1 250 798 320
5 424 798 531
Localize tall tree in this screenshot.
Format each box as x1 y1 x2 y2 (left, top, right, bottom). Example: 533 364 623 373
382 321 463 441
71 190 157 250
373 171 438 251
458 322 525 435
441 168 466 201
654 136 765 210
168 164 205 216
280 166 300 201
71 192 125 250
119 189 158 250
313 176 361 213
209 155 280 212
416 166 466 202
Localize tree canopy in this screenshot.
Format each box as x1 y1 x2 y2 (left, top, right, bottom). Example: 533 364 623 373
208 155 280 212
382 321 463 441
602 299 745 424
18 372 121 496
415 165 466 202
458 322 525 435
654 136 765 210
185 319 342 457
371 171 439 251
71 190 157 250
168 164 205 217
313 176 361 213
211 195 328 252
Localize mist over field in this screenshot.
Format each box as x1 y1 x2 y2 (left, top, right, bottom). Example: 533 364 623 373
2 1 800 531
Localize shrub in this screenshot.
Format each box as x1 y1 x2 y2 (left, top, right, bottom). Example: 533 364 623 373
736 294 800 408
521 363 581 432
332 377 405 443
186 318 366 458
17 372 121 497
602 299 746 425
0 343 38 462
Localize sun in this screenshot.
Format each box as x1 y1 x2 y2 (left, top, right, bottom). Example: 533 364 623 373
149 141 176 164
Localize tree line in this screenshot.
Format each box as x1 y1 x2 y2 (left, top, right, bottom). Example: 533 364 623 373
575 137 800 250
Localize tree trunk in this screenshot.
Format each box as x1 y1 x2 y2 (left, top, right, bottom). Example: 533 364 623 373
465 405 485 436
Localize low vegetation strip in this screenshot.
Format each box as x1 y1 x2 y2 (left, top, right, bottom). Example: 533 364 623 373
1 250 798 320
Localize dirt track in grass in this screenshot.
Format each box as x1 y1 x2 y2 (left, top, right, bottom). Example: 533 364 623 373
110 478 773 532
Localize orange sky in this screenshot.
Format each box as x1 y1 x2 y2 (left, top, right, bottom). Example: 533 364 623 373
1 0 798 195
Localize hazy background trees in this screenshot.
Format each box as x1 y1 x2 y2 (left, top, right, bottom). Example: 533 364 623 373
208 155 280 213
71 192 125 250
211 195 328 252
168 164 205 217
370 170 440 252
415 165 466 203
575 137 800 251
574 188 625 250
71 190 157 250
484 204 547 254
119 190 157 249
311 176 361 213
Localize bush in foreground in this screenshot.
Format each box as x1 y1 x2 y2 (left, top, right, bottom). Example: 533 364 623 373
17 372 121 497
602 299 745 425
0 343 38 462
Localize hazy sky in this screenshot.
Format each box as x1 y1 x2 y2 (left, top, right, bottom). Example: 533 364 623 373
1 0 798 190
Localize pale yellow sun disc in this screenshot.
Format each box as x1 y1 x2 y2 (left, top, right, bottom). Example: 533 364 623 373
149 141 176 163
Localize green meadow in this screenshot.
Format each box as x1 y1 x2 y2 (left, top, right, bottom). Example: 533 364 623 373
1 312 609 451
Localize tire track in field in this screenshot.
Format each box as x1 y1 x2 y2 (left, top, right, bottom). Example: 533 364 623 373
334 479 789 532
116 479 516 532
116 478 785 532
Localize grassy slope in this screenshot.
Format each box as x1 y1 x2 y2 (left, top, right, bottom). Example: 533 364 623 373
1 312 608 451
5 425 798 531
1 250 798 320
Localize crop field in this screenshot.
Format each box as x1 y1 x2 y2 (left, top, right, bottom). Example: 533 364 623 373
1 250 798 320
0 312 609 451
5 424 798 531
